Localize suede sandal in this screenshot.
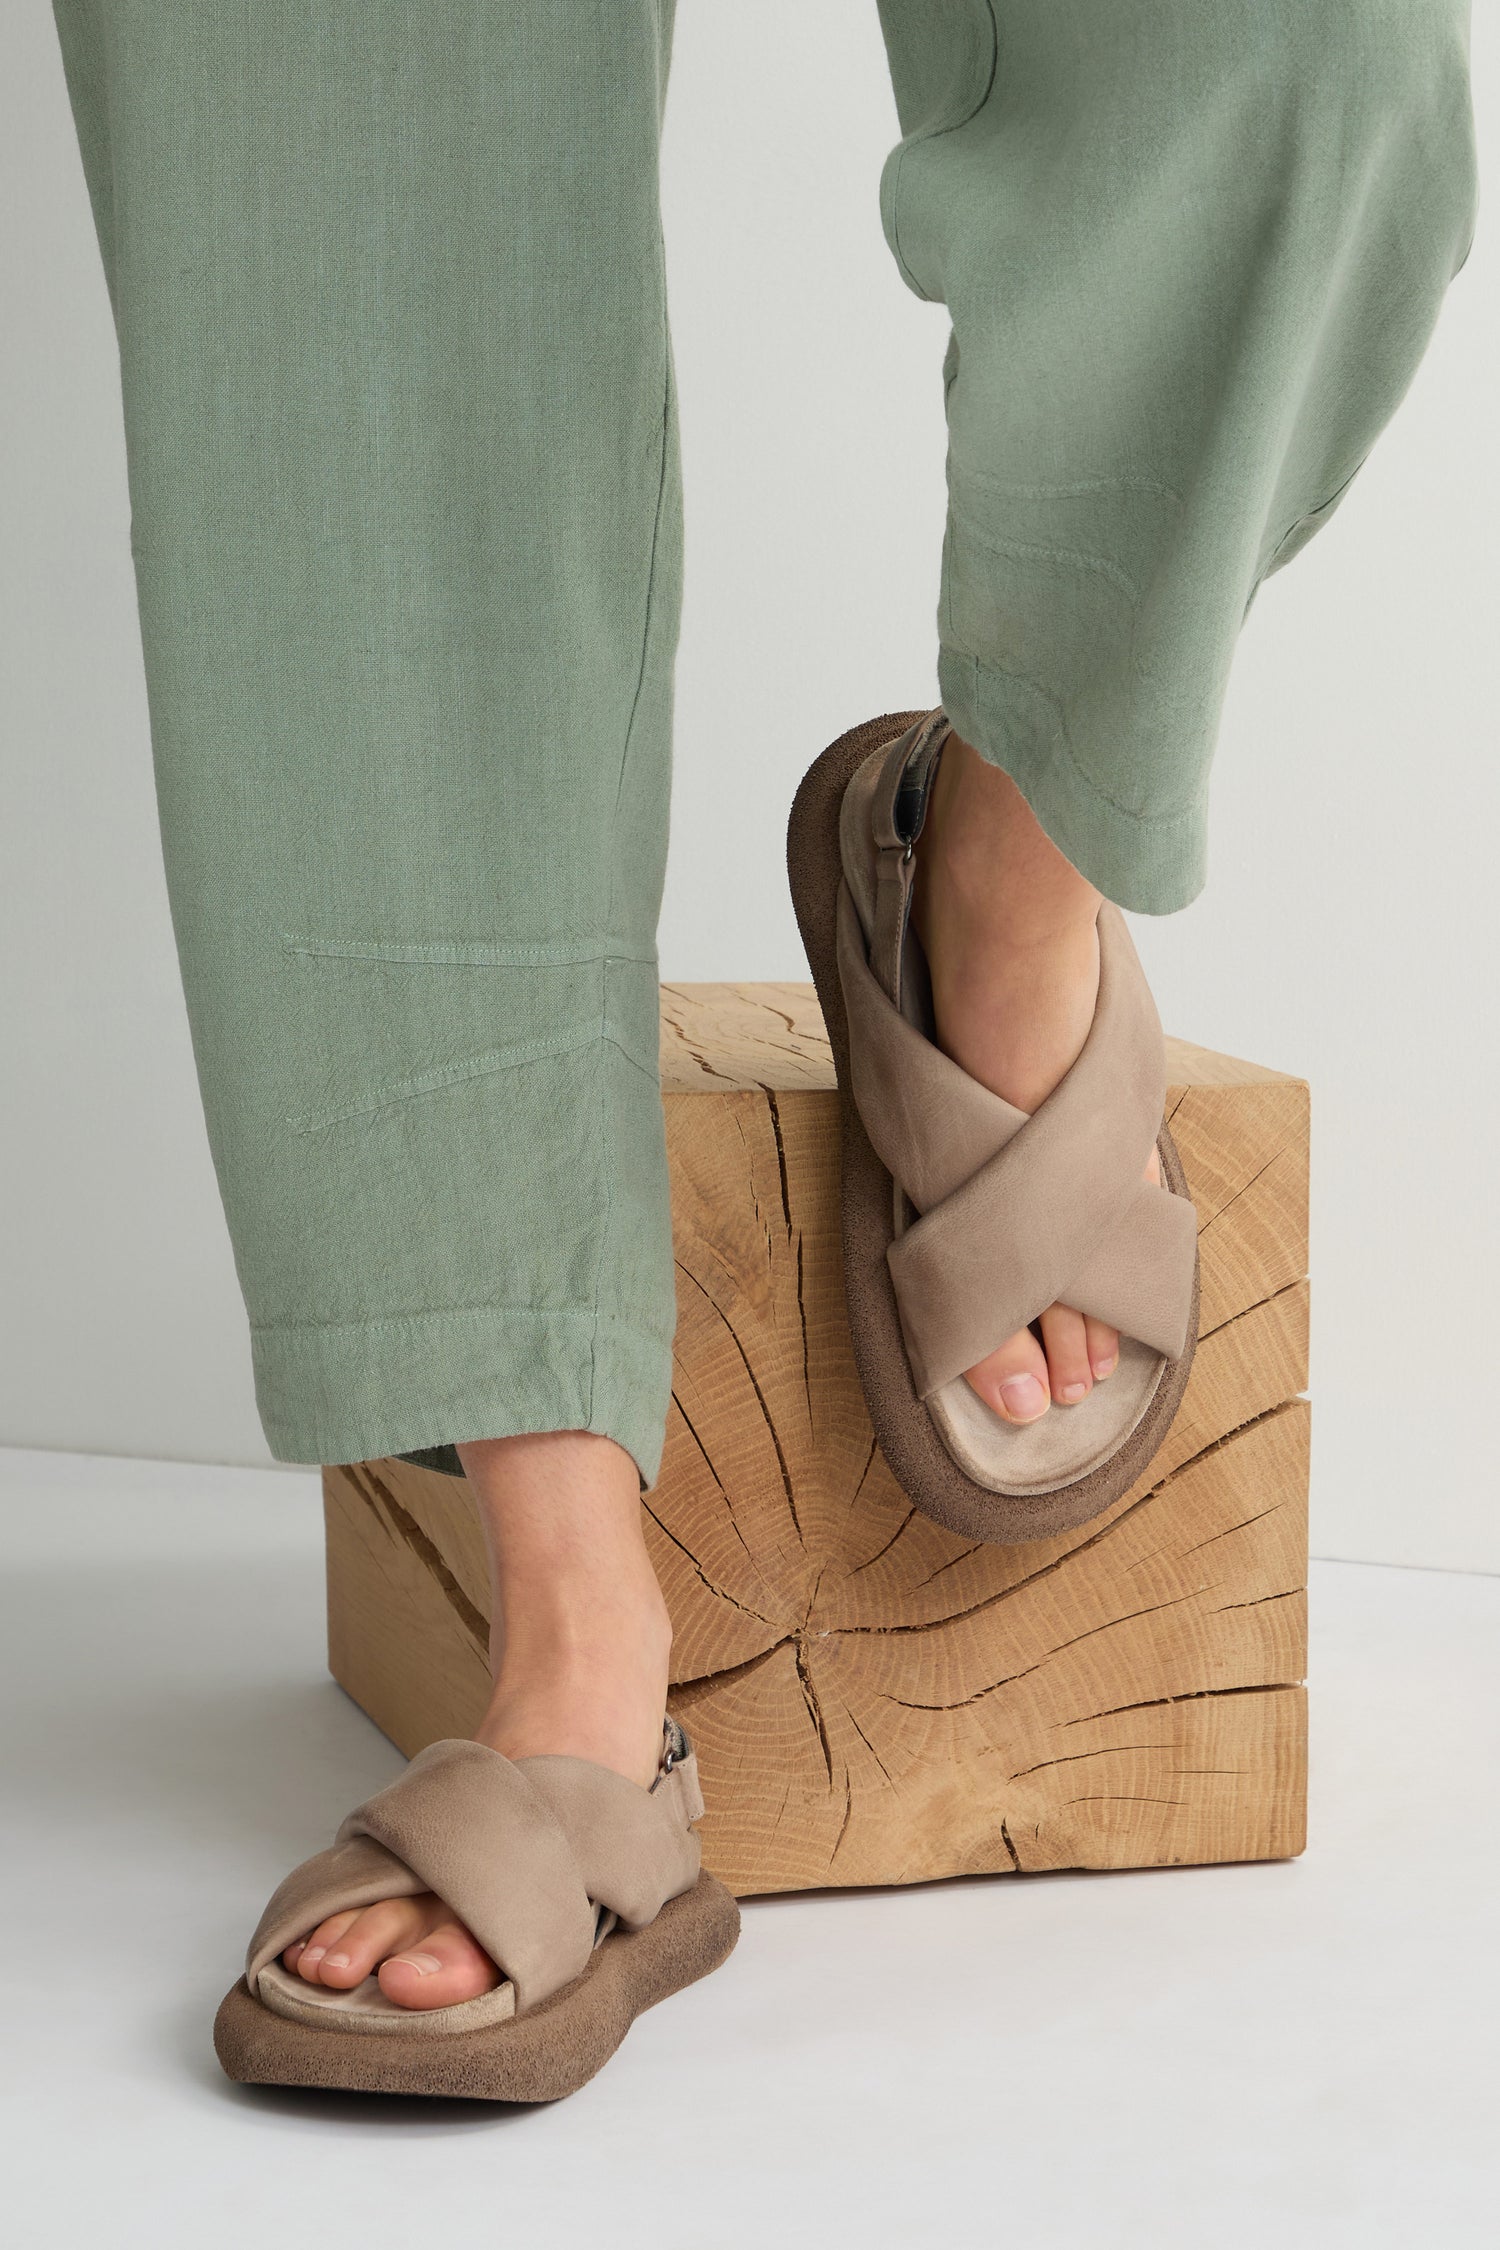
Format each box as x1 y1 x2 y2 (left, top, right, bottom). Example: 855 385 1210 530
787 710 1200 1547
214 1718 739 2102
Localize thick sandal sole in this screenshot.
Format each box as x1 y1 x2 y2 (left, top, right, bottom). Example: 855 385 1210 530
214 1871 740 2104
786 712 1200 1546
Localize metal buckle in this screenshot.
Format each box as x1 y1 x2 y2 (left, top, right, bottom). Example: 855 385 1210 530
650 1716 686 1791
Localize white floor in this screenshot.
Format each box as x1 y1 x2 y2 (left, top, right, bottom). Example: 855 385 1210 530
3 1448 1496 2250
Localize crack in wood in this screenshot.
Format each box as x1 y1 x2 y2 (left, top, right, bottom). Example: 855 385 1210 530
1180 1501 1287 1556
1197 1273 1308 1346
1124 1545 1167 1575
794 1633 836 1788
836 1483 1160 1641
1061 1794 1184 1810
659 985 829 1087
675 1259 805 1546
672 1642 789 1699
794 1231 813 1428
657 992 727 1084
846 1703 896 1789
999 1820 1024 1873
643 1498 781 1628
834 1404 1298 1649
1143 1397 1304 1501
842 1435 881 1524
829 1776 857 1867
845 1502 918 1578
345 1462 490 1653
909 1543 984 1592
763 1087 795 1237
1214 1589 1302 1613
1007 1741 1174 1780
1058 1682 1303 1728
1197 1142 1296 1237
877 1587 1208 1711
674 1227 746 1298
726 1106 775 1268
668 1387 761 1574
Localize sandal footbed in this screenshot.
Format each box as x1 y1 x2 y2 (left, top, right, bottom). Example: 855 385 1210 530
214 1870 740 2103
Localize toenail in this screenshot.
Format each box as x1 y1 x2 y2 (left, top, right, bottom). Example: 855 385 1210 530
1060 1381 1088 1403
301 1947 325 1965
391 1953 444 1976
999 1373 1047 1422
1093 1354 1118 1379
323 1953 350 1970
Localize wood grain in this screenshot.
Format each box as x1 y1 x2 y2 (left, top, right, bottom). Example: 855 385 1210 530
325 983 1309 1895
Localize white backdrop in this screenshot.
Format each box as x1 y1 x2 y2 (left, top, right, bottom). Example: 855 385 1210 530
4 2 1496 1570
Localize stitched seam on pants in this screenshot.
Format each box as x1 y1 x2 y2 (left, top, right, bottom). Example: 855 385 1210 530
282 935 658 967
948 499 1142 604
285 1024 602 1136
250 1301 676 1344
586 961 613 1435
592 299 676 1433
606 1032 663 1086
1260 451 1371 579
613 343 675 825
953 466 1183 508
950 648 1210 833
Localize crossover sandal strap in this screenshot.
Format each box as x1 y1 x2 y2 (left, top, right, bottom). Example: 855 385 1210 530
837 729 1197 1398
245 1730 702 2015
522 1750 704 1931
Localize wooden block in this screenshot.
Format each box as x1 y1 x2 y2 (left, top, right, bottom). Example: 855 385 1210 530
325 984 1308 1895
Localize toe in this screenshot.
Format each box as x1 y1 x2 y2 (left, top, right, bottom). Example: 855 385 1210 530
306 1895 442 1989
964 1325 1050 1425
1083 1313 1119 1381
288 1908 360 1983
287 1897 438 1987
379 1919 501 2012
1039 1304 1093 1404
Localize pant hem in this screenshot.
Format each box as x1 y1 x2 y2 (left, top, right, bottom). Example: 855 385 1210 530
938 646 1208 916
251 1303 674 1487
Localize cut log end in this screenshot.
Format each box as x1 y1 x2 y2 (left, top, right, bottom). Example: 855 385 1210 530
326 985 1309 1896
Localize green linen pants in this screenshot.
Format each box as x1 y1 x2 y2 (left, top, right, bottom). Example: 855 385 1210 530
53 2 1476 1481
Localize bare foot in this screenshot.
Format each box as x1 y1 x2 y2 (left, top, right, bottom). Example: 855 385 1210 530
911 731 1159 1427
282 1431 670 2010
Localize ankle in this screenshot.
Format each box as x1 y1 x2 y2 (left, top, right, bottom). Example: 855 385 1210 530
916 732 1101 949
496 1575 672 1672
480 1599 673 1787
906 731 1105 1108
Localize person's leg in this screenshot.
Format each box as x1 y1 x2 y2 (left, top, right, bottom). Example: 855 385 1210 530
52 0 681 1480
284 1431 671 2011
52 1 682 2006
884 0 1477 1419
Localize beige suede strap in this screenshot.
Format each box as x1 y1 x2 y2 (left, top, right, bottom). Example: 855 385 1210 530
836 726 1197 1397
244 1732 703 2015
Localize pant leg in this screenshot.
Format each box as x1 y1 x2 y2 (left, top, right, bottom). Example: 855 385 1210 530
878 0 1478 911
52 1 683 1477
